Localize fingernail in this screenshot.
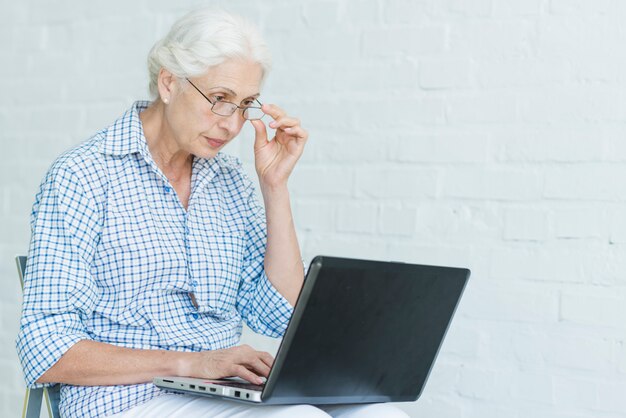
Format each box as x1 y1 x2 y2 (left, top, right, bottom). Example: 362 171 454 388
269 121 277 128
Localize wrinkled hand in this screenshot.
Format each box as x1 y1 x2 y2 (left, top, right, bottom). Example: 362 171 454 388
250 104 308 189
186 345 274 384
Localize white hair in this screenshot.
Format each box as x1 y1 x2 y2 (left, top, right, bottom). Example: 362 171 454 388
147 8 271 99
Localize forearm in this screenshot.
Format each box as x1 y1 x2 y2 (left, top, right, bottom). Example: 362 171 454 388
261 184 304 306
36 339 188 386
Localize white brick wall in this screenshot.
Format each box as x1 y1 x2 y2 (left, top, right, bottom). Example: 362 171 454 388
1 1 625 417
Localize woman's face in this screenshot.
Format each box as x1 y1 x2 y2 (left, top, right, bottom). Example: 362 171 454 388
161 59 264 159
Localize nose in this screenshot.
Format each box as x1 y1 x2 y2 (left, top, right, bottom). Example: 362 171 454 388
216 110 245 137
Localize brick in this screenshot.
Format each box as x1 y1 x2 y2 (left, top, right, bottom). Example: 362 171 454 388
383 0 433 24
550 0 613 15
447 0 492 17
503 207 549 241
378 204 417 236
419 57 470 89
614 340 626 374
553 376 598 409
463 282 558 322
446 93 518 124
355 167 438 200
519 89 618 124
440 324 488 359
385 241 479 269
509 371 554 404
352 97 446 128
457 367 500 400
408 396 465 418
443 167 542 200
510 327 549 366
604 133 626 162
544 165 626 201
275 27 360 63
302 1 339 29
596 380 626 413
362 25 447 58
289 166 353 198
305 130 390 164
421 361 461 397
302 233 387 260
560 291 626 329
499 129 606 162
388 133 491 163
465 403 521 418
609 209 626 243
554 207 608 239
489 245 597 284
339 0 382 25
534 17 616 65
258 2 303 32
493 0 542 16
448 20 534 59
336 201 378 234
475 58 573 88
294 200 335 232
547 335 613 373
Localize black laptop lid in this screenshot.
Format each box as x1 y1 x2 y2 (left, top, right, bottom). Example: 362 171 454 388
262 256 470 405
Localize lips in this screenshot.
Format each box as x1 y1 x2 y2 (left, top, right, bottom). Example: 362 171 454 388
204 136 226 148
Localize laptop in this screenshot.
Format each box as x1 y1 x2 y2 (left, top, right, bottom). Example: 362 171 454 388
154 255 470 405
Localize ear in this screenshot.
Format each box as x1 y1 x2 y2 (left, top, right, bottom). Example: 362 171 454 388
157 68 178 103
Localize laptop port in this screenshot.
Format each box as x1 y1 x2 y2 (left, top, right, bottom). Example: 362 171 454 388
234 390 241 398
163 379 174 384
189 384 196 389
246 393 250 399
209 388 216 393
199 386 206 391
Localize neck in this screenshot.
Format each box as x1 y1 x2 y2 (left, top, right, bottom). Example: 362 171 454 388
140 101 192 181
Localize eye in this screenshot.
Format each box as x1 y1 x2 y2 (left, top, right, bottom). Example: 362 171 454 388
211 95 226 102
242 100 255 107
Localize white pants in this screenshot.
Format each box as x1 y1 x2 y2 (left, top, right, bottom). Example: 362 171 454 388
108 394 410 418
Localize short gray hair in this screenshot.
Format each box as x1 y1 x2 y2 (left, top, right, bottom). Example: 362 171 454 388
147 8 272 99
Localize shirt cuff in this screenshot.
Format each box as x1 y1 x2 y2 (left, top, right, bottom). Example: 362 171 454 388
254 270 294 336
18 330 88 388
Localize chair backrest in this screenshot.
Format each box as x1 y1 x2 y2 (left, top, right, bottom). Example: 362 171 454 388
16 255 61 418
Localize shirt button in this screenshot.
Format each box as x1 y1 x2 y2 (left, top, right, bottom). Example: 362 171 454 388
164 185 171 193
191 280 198 288
190 312 199 320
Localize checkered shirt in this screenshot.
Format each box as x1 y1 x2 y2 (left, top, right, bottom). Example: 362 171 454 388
16 101 294 418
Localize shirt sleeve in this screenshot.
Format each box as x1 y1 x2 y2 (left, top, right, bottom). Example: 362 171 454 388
235 181 294 338
16 163 101 387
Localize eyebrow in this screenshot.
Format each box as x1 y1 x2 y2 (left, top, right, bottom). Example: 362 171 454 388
207 86 260 101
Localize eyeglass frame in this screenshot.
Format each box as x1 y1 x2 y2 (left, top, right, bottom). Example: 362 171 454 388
185 78 265 120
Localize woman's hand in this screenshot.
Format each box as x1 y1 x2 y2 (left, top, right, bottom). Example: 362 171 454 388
250 104 308 190
182 345 274 384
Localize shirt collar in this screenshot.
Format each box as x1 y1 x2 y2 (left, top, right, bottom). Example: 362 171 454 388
99 100 238 189
99 100 151 157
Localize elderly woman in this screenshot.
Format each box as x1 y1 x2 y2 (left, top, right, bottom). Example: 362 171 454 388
16 8 408 418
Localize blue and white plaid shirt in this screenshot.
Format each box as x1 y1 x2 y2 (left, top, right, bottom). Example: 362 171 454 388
16 101 294 418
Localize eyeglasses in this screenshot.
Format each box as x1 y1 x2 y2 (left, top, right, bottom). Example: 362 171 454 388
186 78 264 121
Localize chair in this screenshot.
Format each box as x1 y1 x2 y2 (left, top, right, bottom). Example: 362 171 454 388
16 256 61 418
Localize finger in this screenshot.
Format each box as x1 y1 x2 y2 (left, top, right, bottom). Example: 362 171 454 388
280 126 308 141
261 103 286 120
259 351 275 369
269 116 300 130
248 358 271 377
250 119 270 147
232 364 264 385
